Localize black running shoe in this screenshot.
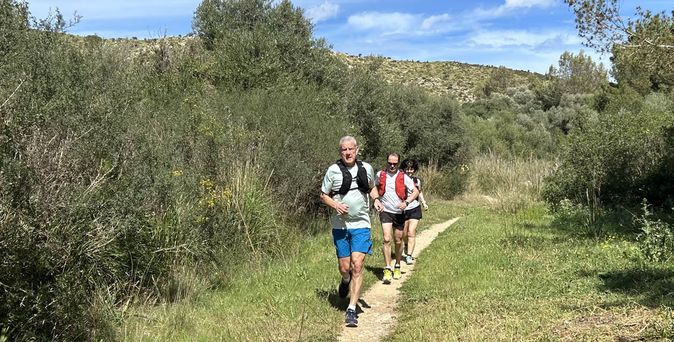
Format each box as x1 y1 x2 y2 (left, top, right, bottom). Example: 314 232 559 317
338 272 351 298
345 308 358 327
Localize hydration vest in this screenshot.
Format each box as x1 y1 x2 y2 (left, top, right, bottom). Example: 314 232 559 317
411 176 421 191
378 171 407 200
334 159 369 195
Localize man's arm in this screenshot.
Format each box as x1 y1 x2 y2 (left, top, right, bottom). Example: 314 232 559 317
370 186 384 212
398 176 419 210
408 187 419 203
320 191 350 216
405 174 419 202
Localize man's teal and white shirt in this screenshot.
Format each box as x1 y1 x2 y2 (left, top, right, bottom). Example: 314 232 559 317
321 161 375 230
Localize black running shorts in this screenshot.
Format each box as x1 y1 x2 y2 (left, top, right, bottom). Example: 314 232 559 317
380 211 406 229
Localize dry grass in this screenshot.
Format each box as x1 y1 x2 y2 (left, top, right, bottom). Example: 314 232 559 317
462 153 557 213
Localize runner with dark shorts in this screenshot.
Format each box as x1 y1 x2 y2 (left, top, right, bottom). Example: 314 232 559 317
374 153 418 284
401 159 428 265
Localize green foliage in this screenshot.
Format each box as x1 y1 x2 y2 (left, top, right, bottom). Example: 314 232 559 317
463 90 568 158
564 1 674 94
480 66 515 97
334 63 469 170
636 201 674 263
544 92 674 209
532 51 607 110
547 50 608 95
612 10 674 94
421 165 469 199
193 0 331 90
0 0 471 339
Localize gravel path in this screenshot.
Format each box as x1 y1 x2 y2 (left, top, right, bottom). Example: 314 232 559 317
337 217 460 341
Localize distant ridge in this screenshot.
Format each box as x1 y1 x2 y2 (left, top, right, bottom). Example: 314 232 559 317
336 53 541 103
73 34 541 103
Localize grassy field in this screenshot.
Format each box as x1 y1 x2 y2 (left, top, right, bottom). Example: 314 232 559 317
121 198 674 341
120 202 457 341
391 199 674 341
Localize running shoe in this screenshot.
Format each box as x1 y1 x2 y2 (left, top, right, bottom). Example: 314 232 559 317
345 308 358 327
405 255 414 265
393 265 402 279
338 272 351 298
383 268 392 284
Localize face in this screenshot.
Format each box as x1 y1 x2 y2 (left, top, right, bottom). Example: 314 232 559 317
339 140 358 166
404 166 415 176
387 155 399 172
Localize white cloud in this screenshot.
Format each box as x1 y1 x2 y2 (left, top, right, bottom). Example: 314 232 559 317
503 0 556 9
421 14 451 31
468 30 581 48
468 29 581 48
473 0 557 18
305 2 339 23
28 0 200 20
347 12 419 33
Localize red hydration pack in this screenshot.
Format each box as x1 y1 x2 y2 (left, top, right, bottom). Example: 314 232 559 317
378 171 407 200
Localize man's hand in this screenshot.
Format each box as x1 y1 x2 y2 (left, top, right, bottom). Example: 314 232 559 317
335 202 349 215
373 198 384 213
422 202 429 210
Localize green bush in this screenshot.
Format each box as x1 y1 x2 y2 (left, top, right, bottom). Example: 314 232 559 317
544 92 674 208
636 201 674 263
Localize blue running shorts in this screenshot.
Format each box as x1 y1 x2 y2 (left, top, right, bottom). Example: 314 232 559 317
332 228 373 258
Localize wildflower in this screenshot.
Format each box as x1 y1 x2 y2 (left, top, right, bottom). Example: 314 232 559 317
200 179 214 189
172 169 183 177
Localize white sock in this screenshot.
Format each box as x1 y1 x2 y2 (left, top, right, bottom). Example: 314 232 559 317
347 304 357 311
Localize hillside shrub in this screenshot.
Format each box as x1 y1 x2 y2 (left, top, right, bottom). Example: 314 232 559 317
544 92 674 209
636 201 674 263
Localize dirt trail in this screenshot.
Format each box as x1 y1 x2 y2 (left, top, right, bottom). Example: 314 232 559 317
337 217 460 342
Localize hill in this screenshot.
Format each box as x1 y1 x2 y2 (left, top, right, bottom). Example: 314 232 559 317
84 35 542 103
336 53 542 103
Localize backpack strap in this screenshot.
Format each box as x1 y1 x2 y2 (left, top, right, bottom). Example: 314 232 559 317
378 170 386 196
335 160 369 195
379 171 407 200
395 172 407 200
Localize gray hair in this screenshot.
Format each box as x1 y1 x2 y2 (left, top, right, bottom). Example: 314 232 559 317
339 135 358 150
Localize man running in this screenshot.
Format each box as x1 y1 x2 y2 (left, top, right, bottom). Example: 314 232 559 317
320 136 382 328
374 153 418 284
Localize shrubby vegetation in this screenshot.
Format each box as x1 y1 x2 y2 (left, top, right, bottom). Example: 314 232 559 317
463 50 606 159
2 0 673 339
0 0 468 339
544 1 674 263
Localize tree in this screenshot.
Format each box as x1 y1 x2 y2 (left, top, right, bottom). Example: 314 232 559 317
191 0 327 89
547 50 608 95
480 66 515 97
564 1 674 93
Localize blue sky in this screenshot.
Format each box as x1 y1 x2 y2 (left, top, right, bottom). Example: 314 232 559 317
26 0 670 74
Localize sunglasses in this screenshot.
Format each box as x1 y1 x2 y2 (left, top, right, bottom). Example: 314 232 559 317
387 162 398 166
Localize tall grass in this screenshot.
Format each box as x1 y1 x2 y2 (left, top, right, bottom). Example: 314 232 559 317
464 153 556 212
